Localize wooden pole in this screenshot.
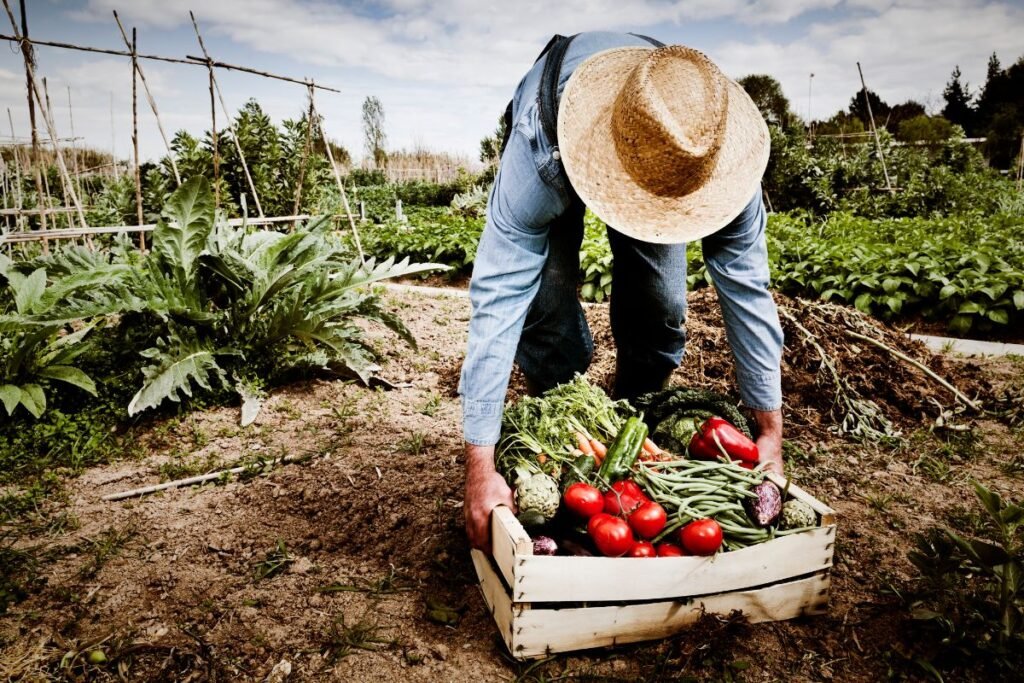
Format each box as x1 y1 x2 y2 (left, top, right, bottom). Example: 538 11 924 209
0 33 341 93
291 84 315 229
189 12 264 217
110 91 117 179
113 11 180 186
1017 134 1023 191
857 61 893 192
10 0 46 242
130 28 145 250
66 86 84 204
310 89 364 262
42 78 71 229
7 109 24 233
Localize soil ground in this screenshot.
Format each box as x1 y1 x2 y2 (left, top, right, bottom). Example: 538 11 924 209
1 287 1022 682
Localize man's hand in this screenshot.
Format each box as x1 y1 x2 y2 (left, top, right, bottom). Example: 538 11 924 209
752 409 784 475
464 443 515 553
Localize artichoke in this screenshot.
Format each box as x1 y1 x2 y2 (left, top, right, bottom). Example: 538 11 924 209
780 499 817 529
515 473 560 522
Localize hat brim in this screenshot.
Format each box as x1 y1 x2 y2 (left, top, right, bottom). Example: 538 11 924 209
557 47 770 244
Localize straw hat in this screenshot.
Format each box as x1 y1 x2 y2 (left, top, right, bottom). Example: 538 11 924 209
557 45 770 244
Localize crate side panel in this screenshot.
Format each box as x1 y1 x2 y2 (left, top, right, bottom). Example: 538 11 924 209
491 505 532 589
471 548 516 652
511 571 830 659
514 525 835 603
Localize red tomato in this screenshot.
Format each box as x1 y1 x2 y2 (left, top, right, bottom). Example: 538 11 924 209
587 512 615 538
628 501 667 539
590 516 634 557
680 519 723 556
603 480 648 517
655 542 686 557
628 541 656 558
563 483 603 518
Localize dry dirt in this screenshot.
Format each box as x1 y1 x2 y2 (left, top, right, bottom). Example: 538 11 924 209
1 286 1022 682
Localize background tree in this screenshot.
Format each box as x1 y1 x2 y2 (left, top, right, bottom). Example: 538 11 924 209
362 96 388 169
849 87 891 130
886 100 927 135
738 74 793 128
941 66 976 135
975 53 1024 168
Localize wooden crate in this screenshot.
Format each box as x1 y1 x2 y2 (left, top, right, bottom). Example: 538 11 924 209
472 472 837 659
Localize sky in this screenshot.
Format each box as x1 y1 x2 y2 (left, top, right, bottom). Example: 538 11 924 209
1 0 1022 166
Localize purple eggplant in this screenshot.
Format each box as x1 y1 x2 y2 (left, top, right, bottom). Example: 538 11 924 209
745 480 783 527
532 536 558 556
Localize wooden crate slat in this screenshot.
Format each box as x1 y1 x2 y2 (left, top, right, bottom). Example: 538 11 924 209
510 571 830 659
506 523 835 603
489 505 532 594
471 548 515 651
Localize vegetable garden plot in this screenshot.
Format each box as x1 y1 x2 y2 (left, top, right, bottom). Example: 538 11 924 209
474 473 836 659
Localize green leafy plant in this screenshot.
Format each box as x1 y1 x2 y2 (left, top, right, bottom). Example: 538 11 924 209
905 481 1024 675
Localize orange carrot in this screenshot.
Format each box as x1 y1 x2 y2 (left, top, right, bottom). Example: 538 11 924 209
576 432 596 457
642 437 662 456
590 439 607 459
538 453 548 465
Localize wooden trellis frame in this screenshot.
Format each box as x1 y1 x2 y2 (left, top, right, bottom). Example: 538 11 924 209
0 2 364 253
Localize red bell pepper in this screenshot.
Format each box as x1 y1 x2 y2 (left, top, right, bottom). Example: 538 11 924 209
688 417 759 463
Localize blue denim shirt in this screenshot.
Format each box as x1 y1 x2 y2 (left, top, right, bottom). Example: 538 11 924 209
459 32 784 446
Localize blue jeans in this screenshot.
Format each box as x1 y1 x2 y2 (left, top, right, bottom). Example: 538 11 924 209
514 198 689 399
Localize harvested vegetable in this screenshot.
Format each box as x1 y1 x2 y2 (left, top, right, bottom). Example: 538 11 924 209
597 416 648 483
689 417 759 463
515 473 560 523
532 536 559 556
656 542 686 557
628 541 657 557
603 480 648 516
590 515 635 557
561 453 596 490
636 387 753 453
680 518 724 555
628 501 668 539
745 480 783 527
780 499 817 529
563 482 604 519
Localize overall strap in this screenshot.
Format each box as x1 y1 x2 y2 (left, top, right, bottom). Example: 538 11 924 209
629 32 666 47
499 34 571 155
537 33 577 155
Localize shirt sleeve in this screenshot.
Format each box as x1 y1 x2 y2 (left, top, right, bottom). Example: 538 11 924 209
459 102 569 446
700 190 784 412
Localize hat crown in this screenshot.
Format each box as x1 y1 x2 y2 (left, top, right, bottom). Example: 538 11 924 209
611 46 729 197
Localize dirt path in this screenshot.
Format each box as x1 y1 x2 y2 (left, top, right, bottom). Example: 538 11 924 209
1 288 1021 681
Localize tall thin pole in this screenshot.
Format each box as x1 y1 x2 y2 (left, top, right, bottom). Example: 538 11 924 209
110 91 117 179
1017 134 1023 192
291 85 315 228
67 86 83 203
113 10 180 186
310 89 364 262
857 61 893 192
807 72 814 141
7 108 24 233
131 28 145 250
13 0 46 239
42 78 71 229
190 12 263 217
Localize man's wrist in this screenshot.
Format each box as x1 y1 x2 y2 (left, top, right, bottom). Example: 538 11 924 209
465 442 497 475
751 408 783 437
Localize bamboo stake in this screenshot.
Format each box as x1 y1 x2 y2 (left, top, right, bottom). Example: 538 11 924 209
1017 134 1023 192
109 92 117 179
190 12 263 217
6 109 24 233
846 330 981 411
857 61 893 193
291 84 315 230
42 78 71 229
10 0 46 245
310 89 364 262
113 11 180 187
130 27 145 250
188 15 220 210
0 33 340 92
66 86 84 203
1 213 315 242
